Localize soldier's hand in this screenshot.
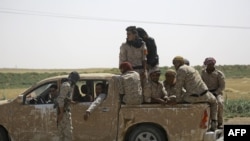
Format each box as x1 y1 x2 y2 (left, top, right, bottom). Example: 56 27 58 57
70 100 77 104
84 111 90 121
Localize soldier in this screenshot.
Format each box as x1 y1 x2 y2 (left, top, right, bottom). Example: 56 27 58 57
143 67 169 104
136 27 159 70
118 61 143 105
46 84 59 104
56 71 80 141
201 57 225 129
83 83 106 120
119 26 148 85
172 56 218 131
163 69 178 97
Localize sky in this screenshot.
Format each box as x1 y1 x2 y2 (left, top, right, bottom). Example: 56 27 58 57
0 0 250 69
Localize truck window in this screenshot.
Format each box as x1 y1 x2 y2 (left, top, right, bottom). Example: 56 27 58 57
25 82 57 104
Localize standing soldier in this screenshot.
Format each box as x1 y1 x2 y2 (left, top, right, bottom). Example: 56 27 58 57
56 71 80 141
172 56 218 131
201 57 225 129
136 27 159 70
119 26 148 86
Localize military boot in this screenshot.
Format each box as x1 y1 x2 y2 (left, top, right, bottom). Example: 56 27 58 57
210 120 217 131
217 123 223 129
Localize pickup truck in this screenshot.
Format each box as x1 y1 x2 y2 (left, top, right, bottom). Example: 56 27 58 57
0 73 223 141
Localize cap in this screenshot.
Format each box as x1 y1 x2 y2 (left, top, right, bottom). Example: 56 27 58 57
149 67 161 75
165 69 176 77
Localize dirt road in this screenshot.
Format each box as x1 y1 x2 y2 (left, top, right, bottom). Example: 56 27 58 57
224 117 250 125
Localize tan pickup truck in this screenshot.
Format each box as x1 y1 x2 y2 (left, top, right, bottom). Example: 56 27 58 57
0 73 223 141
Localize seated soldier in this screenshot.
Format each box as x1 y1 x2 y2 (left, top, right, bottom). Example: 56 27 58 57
80 84 93 102
45 84 59 104
83 83 106 120
143 67 169 104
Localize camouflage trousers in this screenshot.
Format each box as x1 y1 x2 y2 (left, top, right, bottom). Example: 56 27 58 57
123 94 143 105
216 95 224 125
183 91 218 121
58 111 73 141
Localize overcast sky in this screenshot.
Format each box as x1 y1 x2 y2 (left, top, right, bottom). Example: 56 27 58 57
0 0 250 69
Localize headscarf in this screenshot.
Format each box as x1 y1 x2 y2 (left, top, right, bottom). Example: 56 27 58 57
204 57 216 65
119 62 133 72
136 27 148 39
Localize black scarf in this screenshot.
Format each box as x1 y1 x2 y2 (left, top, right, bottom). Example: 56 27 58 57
126 38 143 48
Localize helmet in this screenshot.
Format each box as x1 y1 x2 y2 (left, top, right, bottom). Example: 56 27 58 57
68 71 80 84
172 56 184 64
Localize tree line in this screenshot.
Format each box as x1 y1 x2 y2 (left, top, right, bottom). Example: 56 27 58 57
1 65 250 89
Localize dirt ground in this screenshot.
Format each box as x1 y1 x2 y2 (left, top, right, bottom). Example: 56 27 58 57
224 117 250 125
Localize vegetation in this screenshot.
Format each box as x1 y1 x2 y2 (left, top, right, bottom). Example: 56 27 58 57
1 65 250 89
224 99 250 118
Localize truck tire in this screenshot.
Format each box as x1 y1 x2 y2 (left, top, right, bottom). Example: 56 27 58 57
128 125 166 141
0 127 9 141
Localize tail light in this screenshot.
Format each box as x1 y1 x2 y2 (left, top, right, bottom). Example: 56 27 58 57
200 109 209 129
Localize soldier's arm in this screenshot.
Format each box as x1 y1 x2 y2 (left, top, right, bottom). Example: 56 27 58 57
174 69 186 102
119 44 127 65
216 71 226 95
142 42 147 72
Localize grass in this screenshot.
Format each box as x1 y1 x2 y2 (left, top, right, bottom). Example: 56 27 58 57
0 88 27 100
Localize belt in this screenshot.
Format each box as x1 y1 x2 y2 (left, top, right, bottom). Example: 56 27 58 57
209 89 217 93
132 65 143 69
209 89 217 96
190 90 208 97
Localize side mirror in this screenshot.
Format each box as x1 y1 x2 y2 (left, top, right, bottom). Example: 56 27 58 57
16 94 24 104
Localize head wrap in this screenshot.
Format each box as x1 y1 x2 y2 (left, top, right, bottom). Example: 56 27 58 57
136 27 148 39
119 62 133 72
204 57 216 65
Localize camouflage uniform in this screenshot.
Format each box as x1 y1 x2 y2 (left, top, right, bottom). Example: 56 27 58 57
201 68 225 126
174 65 218 121
163 82 177 97
144 80 168 103
119 42 147 74
118 71 143 105
57 82 74 141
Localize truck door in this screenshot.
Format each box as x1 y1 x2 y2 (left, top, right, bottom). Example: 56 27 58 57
11 82 58 141
72 79 119 141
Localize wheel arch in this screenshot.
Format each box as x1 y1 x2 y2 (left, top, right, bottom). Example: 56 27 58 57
123 122 168 141
0 125 11 141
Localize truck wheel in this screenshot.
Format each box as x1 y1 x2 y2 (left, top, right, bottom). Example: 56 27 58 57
0 127 8 141
128 125 166 141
